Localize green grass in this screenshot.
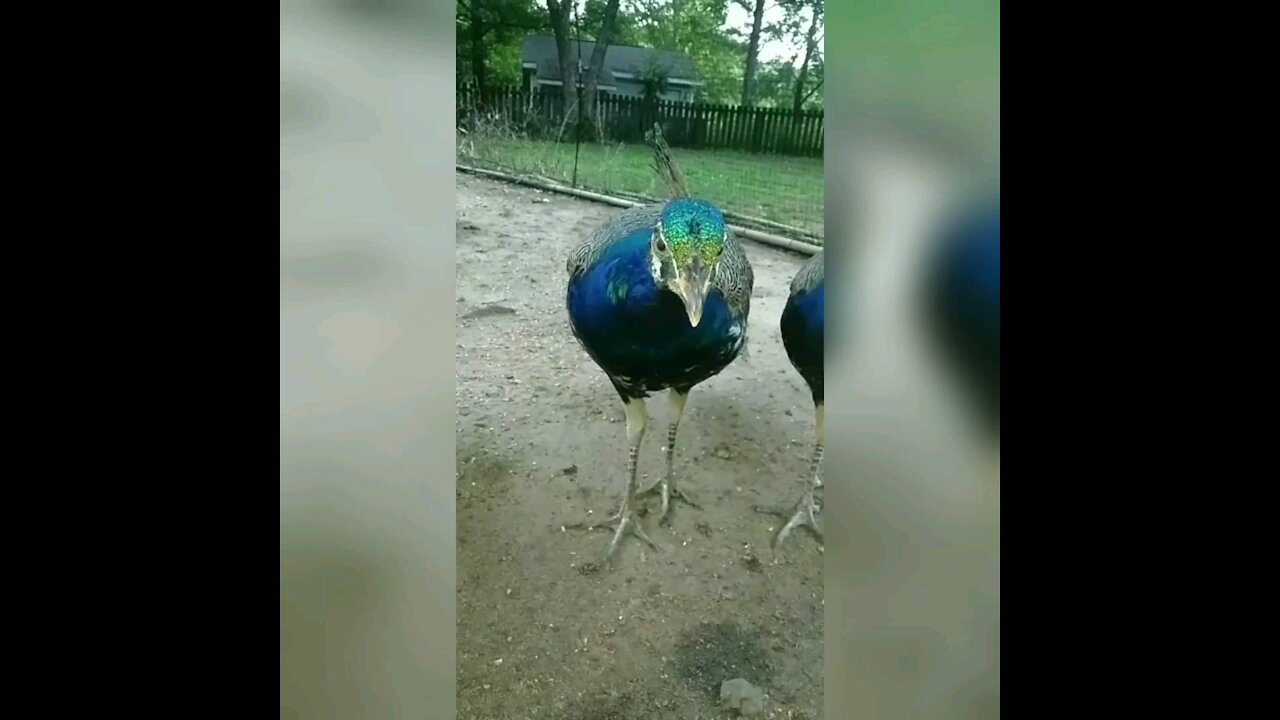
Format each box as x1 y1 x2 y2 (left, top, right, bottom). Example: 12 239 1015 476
459 138 824 236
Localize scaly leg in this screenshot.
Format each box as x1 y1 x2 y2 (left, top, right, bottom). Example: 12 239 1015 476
565 398 658 563
813 403 823 488
639 388 701 524
756 403 824 548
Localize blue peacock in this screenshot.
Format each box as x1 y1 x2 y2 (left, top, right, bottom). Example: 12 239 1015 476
923 197 999 435
759 251 825 548
565 197 754 562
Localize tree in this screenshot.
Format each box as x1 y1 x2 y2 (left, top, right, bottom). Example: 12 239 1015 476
638 61 672 102
790 0 822 114
585 0 640 45
543 0 623 138
628 0 743 104
456 0 547 95
580 0 623 137
545 0 580 128
750 58 797 107
637 60 670 130
738 0 767 106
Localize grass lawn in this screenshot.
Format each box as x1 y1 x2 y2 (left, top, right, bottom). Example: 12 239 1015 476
460 138 824 236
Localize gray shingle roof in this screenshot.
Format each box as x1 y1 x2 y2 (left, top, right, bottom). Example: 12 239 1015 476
520 35 696 82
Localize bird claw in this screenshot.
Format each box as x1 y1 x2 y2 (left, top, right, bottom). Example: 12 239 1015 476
564 505 658 564
755 490 823 549
562 509 623 532
639 477 701 525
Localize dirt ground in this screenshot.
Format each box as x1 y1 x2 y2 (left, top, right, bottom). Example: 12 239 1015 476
456 172 822 720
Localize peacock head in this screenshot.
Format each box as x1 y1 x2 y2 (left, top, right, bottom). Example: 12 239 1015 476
650 198 727 327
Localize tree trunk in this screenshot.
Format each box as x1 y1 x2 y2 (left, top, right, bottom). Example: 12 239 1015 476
740 0 766 107
546 0 579 133
469 3 488 99
580 0 621 140
792 2 822 114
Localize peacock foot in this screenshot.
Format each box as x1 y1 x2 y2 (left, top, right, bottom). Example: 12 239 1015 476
564 499 658 563
638 476 702 525
755 487 823 551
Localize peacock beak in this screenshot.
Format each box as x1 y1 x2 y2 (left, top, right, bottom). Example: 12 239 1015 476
673 261 711 327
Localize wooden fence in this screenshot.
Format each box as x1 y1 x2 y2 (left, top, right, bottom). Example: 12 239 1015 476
458 84 824 157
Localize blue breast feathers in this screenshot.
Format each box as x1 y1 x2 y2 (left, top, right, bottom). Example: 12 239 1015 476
788 282 824 345
567 227 744 397
780 279 823 400
925 199 999 428
937 208 999 336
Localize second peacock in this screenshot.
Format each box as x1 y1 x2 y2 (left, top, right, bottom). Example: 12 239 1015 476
758 251 825 549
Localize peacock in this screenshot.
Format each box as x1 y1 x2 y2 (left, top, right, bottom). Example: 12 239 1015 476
922 197 999 436
758 251 825 549
564 196 754 563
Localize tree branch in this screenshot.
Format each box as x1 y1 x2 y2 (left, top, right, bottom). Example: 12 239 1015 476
800 79 823 105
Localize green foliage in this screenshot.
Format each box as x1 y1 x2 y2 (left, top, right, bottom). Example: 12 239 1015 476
457 0 822 110
626 0 745 104
456 0 547 87
583 0 641 45
768 0 823 110
638 60 671 101
488 43 524 86
751 60 797 108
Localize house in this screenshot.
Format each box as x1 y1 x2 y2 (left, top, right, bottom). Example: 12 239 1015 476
519 35 699 102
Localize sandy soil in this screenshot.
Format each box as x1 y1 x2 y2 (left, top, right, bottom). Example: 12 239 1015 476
456 172 822 720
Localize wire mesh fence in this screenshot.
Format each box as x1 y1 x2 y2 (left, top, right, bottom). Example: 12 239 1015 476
456 87 825 244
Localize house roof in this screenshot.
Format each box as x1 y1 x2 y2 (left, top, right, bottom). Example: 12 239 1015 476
520 35 697 85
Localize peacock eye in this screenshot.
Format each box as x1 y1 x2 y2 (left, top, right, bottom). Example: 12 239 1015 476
655 238 667 253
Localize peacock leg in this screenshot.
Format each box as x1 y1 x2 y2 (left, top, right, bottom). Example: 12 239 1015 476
565 398 658 563
755 403 824 550
639 388 701 524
